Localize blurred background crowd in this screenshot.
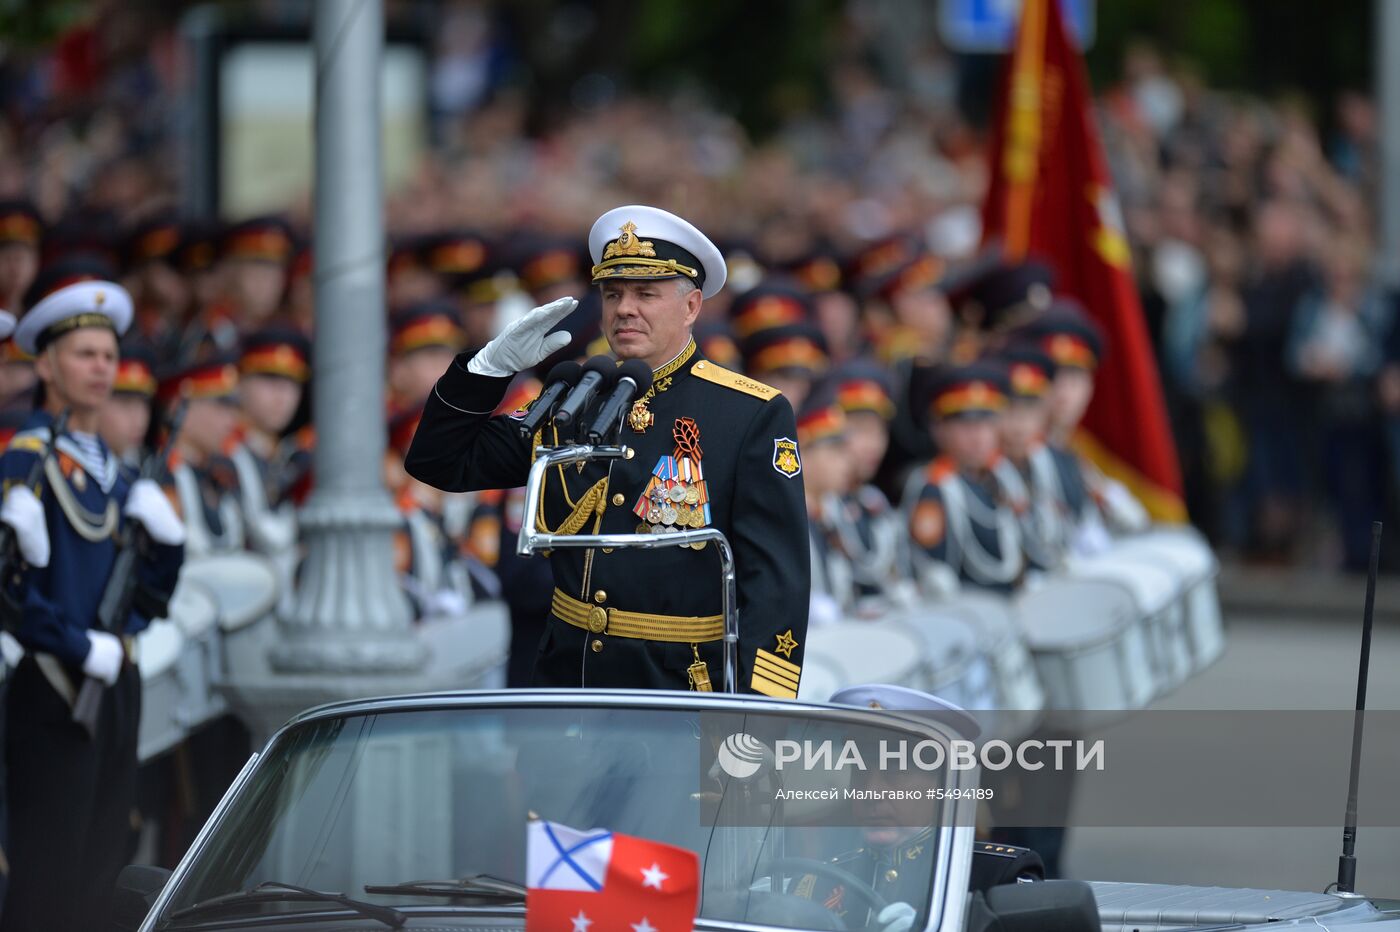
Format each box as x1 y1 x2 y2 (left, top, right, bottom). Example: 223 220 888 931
0 0 1390 572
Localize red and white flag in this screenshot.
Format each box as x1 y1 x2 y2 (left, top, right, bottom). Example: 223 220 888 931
526 821 700 932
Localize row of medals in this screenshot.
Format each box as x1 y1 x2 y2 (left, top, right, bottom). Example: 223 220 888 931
635 479 707 549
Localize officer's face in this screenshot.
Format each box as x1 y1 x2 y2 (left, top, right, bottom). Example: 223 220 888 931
37 328 117 413
934 415 1000 471
600 279 702 368
855 766 936 848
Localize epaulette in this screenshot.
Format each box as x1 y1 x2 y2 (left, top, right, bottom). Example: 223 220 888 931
4 435 44 455
975 841 1029 859
690 359 780 401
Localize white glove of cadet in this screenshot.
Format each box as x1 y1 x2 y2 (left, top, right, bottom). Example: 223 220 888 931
83 630 124 686
1 485 49 567
876 901 917 932
466 297 578 378
125 478 186 546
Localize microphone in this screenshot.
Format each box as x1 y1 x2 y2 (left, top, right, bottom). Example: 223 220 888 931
552 355 617 429
516 360 582 438
585 359 654 443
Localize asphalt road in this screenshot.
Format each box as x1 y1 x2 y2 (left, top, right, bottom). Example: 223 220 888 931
1063 610 1400 894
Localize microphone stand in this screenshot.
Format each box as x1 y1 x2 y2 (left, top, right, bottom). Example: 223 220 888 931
516 443 740 694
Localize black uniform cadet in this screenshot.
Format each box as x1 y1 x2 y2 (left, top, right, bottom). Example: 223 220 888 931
0 279 185 930
407 205 810 696
902 364 1024 595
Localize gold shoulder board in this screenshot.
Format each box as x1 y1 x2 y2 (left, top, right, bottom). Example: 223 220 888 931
690 360 780 401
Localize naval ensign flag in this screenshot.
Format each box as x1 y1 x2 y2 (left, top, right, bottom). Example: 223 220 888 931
526 821 700 932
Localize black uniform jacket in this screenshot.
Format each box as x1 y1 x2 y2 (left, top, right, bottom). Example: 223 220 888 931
405 340 811 696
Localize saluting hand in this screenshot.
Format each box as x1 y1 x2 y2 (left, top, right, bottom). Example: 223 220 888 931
466 296 578 378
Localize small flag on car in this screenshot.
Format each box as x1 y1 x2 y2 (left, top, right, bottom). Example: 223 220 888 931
526 820 699 932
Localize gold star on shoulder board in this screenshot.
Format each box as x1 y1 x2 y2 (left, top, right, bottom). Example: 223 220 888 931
774 629 798 658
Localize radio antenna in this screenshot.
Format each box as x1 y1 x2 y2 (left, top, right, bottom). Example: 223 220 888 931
1335 520 1381 895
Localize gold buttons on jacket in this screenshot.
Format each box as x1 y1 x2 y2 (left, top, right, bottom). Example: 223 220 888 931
611 493 625 506
883 869 898 884
593 590 607 604
591 639 603 653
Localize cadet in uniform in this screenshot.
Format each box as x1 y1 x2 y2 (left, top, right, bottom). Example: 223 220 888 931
388 299 467 409
739 320 830 415
990 345 1077 573
1020 302 1146 538
902 364 1023 595
98 337 158 468
0 280 185 931
0 201 41 317
158 355 245 555
825 361 913 610
796 397 854 624
231 327 310 609
407 205 810 695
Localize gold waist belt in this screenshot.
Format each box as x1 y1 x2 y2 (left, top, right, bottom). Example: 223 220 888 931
551 588 723 643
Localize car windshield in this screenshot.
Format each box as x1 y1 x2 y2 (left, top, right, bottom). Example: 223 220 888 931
160 698 959 929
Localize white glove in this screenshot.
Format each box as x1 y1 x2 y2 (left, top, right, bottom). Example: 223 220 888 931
425 587 468 618
466 296 577 377
1 485 49 567
125 478 186 546
83 630 124 686
876 901 917 932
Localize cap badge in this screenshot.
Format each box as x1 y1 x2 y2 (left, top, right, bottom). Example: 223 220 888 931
94 290 106 307
603 221 656 261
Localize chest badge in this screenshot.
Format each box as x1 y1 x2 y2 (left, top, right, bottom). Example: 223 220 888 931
633 417 711 548
628 399 655 433
773 437 802 478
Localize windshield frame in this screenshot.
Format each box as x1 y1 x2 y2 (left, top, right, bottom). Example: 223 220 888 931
144 689 980 932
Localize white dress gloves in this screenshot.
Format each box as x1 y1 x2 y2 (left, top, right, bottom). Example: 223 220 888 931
125 478 187 546
1 485 49 567
466 297 578 378
877 901 917 932
83 630 124 685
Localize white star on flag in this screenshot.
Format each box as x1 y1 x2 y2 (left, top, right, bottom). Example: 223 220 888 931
571 911 592 932
631 918 658 932
640 863 669 890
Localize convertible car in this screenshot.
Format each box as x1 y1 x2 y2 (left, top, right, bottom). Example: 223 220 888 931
116 689 1399 931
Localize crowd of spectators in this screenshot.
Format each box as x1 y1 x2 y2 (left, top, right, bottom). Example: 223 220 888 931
0 0 1392 571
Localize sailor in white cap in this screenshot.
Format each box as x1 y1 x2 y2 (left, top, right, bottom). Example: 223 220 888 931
407 204 810 695
0 279 186 929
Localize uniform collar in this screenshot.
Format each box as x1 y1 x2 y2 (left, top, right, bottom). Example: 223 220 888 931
653 338 698 380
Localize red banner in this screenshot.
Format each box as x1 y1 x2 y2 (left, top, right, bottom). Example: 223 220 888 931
982 0 1186 521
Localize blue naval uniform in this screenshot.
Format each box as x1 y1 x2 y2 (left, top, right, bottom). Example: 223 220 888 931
0 410 184 931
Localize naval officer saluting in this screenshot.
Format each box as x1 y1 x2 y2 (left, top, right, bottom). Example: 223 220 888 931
407 206 810 695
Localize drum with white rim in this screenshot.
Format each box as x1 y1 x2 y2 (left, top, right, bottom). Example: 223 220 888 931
136 619 187 762
937 592 1046 740
798 653 845 702
883 609 997 720
179 553 280 632
1113 527 1224 673
168 578 226 733
1015 577 1155 731
802 618 930 695
1067 551 1191 695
